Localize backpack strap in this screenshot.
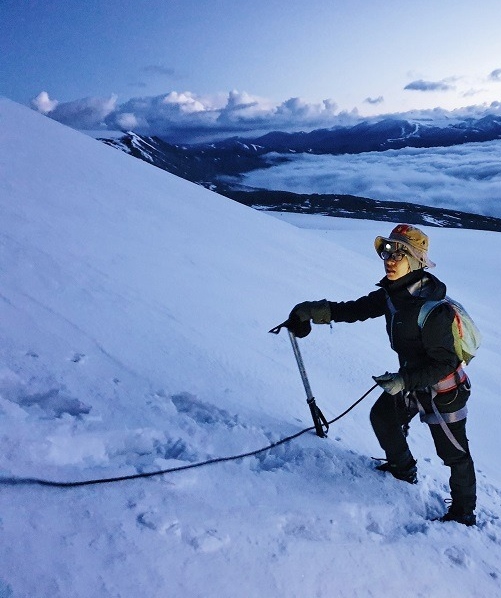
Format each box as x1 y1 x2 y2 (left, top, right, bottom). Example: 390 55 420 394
385 292 396 315
417 299 447 329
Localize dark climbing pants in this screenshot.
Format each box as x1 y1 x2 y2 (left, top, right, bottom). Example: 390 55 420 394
370 387 476 512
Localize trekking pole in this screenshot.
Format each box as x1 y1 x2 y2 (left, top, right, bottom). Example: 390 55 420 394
269 321 329 438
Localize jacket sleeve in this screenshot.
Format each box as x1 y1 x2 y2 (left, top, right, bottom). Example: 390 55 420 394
400 303 459 390
329 288 387 323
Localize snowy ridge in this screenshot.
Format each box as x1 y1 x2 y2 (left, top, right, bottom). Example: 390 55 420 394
1 98 501 597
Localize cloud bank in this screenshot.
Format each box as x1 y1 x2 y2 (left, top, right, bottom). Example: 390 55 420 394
107 91 357 142
31 93 118 129
30 90 359 142
239 140 501 218
31 83 501 143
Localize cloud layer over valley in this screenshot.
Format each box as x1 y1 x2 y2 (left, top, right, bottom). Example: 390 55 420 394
238 140 501 217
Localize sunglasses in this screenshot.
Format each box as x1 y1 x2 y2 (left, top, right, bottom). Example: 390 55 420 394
378 242 408 262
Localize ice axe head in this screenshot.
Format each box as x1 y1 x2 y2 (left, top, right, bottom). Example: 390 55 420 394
268 318 311 338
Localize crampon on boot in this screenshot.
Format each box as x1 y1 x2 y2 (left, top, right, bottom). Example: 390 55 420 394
374 458 417 484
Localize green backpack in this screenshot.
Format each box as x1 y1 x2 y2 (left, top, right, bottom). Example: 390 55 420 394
417 297 482 365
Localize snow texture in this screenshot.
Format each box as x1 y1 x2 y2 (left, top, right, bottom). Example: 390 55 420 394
0 97 501 597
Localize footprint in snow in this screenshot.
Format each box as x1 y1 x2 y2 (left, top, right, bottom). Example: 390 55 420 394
0 372 91 418
444 546 471 568
137 513 229 553
279 514 331 542
184 527 230 553
70 352 86 363
170 392 239 428
18 388 92 417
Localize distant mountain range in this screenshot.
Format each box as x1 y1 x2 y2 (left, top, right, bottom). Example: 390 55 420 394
99 114 501 181
231 114 501 154
97 115 501 231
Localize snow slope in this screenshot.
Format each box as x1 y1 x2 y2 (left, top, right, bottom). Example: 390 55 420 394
1 97 501 597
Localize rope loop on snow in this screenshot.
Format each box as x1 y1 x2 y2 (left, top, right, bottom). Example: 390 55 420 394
0 384 378 489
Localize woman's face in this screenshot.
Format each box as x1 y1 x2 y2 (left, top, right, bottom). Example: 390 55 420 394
384 252 411 281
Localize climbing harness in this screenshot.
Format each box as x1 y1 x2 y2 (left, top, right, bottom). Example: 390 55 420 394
415 389 469 454
404 377 470 454
432 364 468 394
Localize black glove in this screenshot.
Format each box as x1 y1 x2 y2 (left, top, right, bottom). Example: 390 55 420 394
373 372 405 395
286 313 312 338
286 300 331 338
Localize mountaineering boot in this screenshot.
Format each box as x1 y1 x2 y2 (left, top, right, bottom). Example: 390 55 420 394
436 503 476 527
375 458 417 484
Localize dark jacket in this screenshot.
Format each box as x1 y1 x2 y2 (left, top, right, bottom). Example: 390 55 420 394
328 269 459 390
